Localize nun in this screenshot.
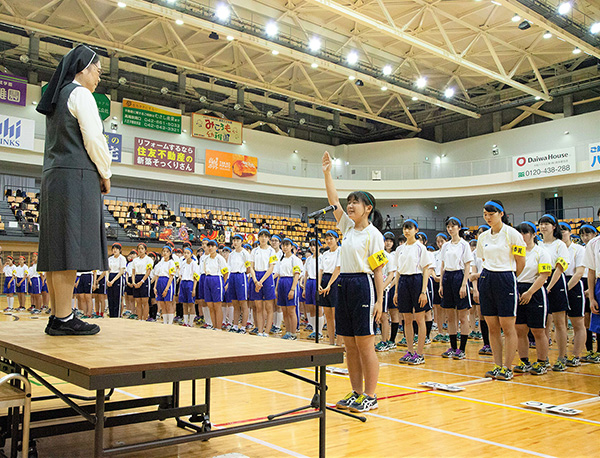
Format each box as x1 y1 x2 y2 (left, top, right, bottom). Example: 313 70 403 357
36 44 111 336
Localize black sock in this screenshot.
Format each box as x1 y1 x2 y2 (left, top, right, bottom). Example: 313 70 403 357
597 333 600 352
481 319 490 346
460 333 468 351
390 322 399 342
586 330 593 352
413 321 419 336
449 334 457 350
426 320 433 339
521 357 530 364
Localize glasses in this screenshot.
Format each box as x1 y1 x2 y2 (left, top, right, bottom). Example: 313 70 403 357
92 63 103 76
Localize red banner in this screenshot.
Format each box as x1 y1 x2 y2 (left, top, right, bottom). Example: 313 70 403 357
134 137 195 173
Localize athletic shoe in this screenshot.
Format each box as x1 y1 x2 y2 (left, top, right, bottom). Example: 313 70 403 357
475 331 483 340
336 391 359 410
146 317 156 322
308 331 316 339
3 307 13 313
229 326 239 333
282 332 291 340
398 337 407 347
323 323 327 330
442 323 448 330
543 358 551 369
31 309 41 315
433 333 446 342
18 306 26 311
530 361 547 375
249 327 259 335
432 322 438 330
514 361 532 373
47 315 100 336
375 326 382 336
305 324 314 332
270 325 278 334
236 328 247 334
442 348 455 358
44 315 55 334
413 335 418 344
398 351 413 364
565 356 581 367
442 335 450 343
469 331 477 340
528 340 536 349
128 314 138 320
261 332 269 337
479 345 493 355
349 394 378 413
581 350 600 363
496 367 514 381
375 341 389 352
386 340 396 349
425 337 431 345
552 357 567 372
288 334 297 341
485 364 502 379
408 353 425 365
453 349 466 360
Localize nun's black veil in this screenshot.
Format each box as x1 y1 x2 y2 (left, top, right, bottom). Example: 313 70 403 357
36 44 97 116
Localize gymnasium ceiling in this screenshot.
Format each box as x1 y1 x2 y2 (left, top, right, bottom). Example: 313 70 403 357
0 0 600 142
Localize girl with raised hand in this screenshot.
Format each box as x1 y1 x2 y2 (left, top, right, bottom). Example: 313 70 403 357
322 151 386 413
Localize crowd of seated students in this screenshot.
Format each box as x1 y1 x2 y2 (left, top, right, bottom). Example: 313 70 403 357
4 189 40 225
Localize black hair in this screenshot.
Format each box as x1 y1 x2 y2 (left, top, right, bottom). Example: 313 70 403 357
402 219 418 230
397 234 407 244
445 217 466 239
384 237 396 252
538 215 562 240
483 199 510 225
347 191 383 231
580 225 598 236
516 222 536 236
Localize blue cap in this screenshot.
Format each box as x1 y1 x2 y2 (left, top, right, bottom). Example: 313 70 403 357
325 230 339 238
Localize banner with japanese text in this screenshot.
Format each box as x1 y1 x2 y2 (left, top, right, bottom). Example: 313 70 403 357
205 149 257 180
104 132 122 163
123 99 181 133
134 137 195 173
589 142 600 171
0 72 26 106
192 113 242 145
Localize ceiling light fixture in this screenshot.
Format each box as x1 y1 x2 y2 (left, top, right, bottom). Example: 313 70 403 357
444 87 455 98
382 65 392 76
543 31 552 39
380 86 388 91
511 14 521 22
311 63 318 68
308 37 321 52
416 76 427 88
175 19 184 25
572 47 581 54
558 2 571 15
346 51 358 65
226 35 234 41
117 1 126 7
348 75 355 81
265 21 278 38
355 79 364 87
411 96 418 101
271 50 279 55
591 23 600 34
215 3 230 21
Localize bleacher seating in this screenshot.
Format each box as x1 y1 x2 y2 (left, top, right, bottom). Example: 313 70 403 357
6 192 39 224
181 207 253 234
104 199 181 240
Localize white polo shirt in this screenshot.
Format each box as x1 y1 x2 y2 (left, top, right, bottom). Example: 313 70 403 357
540 239 570 272
583 235 600 277
154 259 176 278
337 212 386 274
441 239 474 271
395 242 433 275
476 224 525 272
179 259 198 281
517 244 552 284
251 246 277 272
204 254 229 277
320 248 341 274
228 249 251 274
108 254 127 273
279 254 303 277
564 242 585 276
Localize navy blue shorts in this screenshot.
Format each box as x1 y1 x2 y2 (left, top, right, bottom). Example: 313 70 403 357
546 273 569 314
277 277 300 307
196 275 205 301
227 272 248 302
29 277 41 295
397 274 427 314
249 271 275 301
156 276 174 302
124 278 133 295
41 280 48 293
582 278 591 314
565 276 585 318
431 279 442 305
15 278 26 294
204 275 224 303
386 285 396 310
133 274 151 298
223 279 232 304
336 273 375 337
516 283 547 328
179 280 195 303
478 269 518 317
3 277 15 294
304 278 317 305
77 273 93 295
320 273 339 308
93 276 107 295
441 270 472 310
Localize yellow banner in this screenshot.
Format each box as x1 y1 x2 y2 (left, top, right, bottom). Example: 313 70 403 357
192 114 243 145
123 99 181 117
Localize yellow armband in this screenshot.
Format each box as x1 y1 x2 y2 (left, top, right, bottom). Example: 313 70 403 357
221 267 229 275
244 261 251 268
538 263 552 274
512 245 526 257
168 267 175 275
193 272 200 281
293 265 302 274
556 257 568 271
368 250 388 271
146 263 153 271
175 261 180 267
24 270 28 276
269 255 278 264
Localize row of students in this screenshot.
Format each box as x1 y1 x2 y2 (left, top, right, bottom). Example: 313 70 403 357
2 253 47 311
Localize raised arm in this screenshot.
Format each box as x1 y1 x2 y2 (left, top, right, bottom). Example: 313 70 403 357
322 151 343 222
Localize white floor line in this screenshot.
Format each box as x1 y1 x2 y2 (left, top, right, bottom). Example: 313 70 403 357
362 411 557 458
115 386 309 457
381 362 599 395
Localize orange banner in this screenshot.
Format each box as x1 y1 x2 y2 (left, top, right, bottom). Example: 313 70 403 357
205 150 258 180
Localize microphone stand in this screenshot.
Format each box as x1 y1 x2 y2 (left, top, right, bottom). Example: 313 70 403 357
269 211 366 423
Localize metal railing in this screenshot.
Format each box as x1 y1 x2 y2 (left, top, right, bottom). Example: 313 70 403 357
523 206 595 223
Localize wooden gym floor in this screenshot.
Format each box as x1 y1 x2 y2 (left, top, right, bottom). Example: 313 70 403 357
0 297 598 458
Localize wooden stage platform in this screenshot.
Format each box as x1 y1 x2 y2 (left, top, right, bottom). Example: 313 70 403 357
0 320 344 457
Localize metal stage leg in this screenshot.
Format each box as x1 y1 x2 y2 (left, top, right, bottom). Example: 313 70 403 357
94 390 105 458
319 366 326 458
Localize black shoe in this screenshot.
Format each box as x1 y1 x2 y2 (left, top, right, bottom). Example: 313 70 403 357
47 315 100 336
44 315 55 334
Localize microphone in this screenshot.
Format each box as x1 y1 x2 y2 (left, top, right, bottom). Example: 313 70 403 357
308 204 338 218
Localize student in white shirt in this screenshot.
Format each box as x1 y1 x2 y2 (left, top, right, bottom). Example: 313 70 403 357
439 217 473 360
319 230 342 346
375 232 397 352
476 200 525 381
323 151 386 413
132 243 153 321
28 252 42 311
538 214 570 371
154 246 176 324
14 256 29 310
92 267 107 317
579 224 600 362
431 233 449 344
271 235 284 334
513 222 551 375
304 240 324 339
204 240 229 330
249 230 277 337
227 235 251 333
106 242 127 318
393 219 433 365
277 238 302 340
178 247 199 327
124 250 137 315
2 256 16 310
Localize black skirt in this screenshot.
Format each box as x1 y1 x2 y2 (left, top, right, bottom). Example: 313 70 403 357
38 168 108 272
